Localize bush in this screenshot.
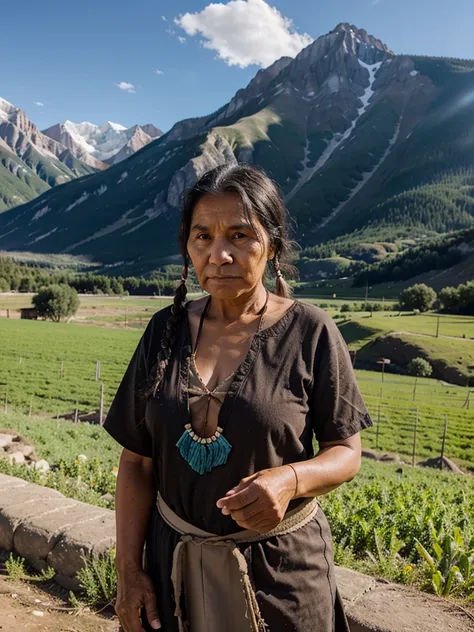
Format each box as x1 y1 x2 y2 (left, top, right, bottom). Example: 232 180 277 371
399 284 437 313
408 357 433 378
340 303 352 313
33 284 80 322
0 277 10 292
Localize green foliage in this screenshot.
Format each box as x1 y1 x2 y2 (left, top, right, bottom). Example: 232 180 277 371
408 358 433 378
399 284 437 312
322 460 474 598
354 229 474 286
33 284 80 322
5 552 55 583
0 276 9 291
415 526 474 597
340 303 352 313
439 281 474 315
76 550 117 607
5 553 27 580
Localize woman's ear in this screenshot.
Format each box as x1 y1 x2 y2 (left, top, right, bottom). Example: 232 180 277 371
267 245 276 261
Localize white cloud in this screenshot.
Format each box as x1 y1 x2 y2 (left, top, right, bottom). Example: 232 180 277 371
174 0 313 68
161 15 167 21
153 69 164 75
33 101 44 106
178 36 186 44
116 81 136 93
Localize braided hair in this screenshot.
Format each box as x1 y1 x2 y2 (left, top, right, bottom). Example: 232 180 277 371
150 163 296 396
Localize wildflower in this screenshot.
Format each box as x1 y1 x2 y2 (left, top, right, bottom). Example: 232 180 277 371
404 564 414 573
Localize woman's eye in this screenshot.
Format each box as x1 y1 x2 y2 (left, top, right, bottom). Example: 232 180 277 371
233 232 246 239
197 234 210 240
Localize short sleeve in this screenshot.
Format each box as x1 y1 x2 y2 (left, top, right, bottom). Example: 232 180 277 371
311 316 372 443
103 317 160 457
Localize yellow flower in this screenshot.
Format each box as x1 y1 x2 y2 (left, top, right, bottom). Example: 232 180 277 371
74 459 79 465
404 564 414 573
112 466 119 472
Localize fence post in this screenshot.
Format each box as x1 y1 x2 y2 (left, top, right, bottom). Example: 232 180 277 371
99 383 104 426
412 408 419 466
375 404 381 450
74 403 79 424
96 360 101 381
440 415 448 470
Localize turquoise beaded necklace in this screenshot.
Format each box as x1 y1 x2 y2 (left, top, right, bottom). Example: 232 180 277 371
176 291 269 475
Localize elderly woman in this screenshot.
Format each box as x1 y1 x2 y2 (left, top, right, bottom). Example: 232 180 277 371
104 164 372 632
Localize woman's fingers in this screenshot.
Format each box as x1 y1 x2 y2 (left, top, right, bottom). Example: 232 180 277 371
115 601 146 632
229 499 263 523
144 591 161 630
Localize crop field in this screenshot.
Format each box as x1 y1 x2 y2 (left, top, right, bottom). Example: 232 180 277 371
0 312 473 469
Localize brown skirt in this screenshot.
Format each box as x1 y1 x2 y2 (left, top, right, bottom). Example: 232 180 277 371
143 500 350 632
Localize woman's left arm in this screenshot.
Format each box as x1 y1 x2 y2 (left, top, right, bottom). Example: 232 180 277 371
218 315 371 532
216 436 361 532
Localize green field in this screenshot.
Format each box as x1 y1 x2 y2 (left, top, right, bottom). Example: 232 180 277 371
0 311 473 469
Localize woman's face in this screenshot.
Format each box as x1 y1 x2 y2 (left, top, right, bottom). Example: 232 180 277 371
186 192 274 299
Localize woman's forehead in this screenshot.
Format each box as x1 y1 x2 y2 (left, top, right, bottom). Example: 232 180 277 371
192 192 248 225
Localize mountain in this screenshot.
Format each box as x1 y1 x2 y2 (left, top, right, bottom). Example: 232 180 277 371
0 23 473 275
0 98 99 211
43 120 163 166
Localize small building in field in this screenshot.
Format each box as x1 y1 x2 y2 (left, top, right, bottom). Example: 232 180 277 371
20 308 38 320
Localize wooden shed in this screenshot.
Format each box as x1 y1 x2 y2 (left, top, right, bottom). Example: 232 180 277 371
20 308 38 320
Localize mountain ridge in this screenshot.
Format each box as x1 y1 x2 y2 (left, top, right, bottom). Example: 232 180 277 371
0 24 473 274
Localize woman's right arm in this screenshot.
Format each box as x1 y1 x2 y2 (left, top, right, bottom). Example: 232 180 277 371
114 447 161 631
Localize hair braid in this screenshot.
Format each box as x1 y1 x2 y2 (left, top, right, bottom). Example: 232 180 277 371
150 265 188 397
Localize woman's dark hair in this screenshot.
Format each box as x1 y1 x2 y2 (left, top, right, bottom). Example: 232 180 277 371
151 163 296 396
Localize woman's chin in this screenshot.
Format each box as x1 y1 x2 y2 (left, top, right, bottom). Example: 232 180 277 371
203 278 250 299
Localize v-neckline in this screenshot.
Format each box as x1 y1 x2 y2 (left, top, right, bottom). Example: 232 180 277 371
182 310 262 431
180 297 300 432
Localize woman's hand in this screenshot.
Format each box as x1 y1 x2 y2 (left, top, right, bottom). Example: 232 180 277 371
216 466 297 533
115 566 161 631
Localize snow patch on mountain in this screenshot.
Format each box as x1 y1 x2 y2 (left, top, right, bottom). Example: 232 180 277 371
287 59 382 202
65 192 89 212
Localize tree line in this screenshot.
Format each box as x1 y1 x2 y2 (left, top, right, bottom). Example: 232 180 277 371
0 258 195 297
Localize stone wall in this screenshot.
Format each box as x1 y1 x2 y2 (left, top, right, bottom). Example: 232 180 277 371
0 474 472 631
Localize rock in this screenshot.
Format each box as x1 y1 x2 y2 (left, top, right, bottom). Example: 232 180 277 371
379 453 402 464
7 451 26 465
0 434 15 449
361 448 379 460
34 460 50 473
32 610 44 617
77 454 88 463
100 493 115 503
21 445 34 458
418 456 464 474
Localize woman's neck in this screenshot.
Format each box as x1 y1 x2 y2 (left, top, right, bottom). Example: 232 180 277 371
207 285 268 324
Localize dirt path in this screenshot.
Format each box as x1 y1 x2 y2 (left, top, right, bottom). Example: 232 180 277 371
0 576 120 632
394 330 474 343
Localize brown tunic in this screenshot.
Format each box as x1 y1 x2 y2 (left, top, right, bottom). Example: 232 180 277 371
104 299 372 632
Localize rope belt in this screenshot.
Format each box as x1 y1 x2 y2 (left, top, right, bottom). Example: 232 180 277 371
156 493 319 632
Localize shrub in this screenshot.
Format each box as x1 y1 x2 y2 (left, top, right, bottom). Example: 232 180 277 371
340 303 352 313
0 277 10 292
408 357 433 378
33 284 80 322
399 284 437 313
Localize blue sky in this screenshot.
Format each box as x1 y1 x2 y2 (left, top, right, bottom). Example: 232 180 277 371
1 0 473 132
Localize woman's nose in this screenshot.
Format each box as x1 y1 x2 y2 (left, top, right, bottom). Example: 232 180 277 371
209 239 233 266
